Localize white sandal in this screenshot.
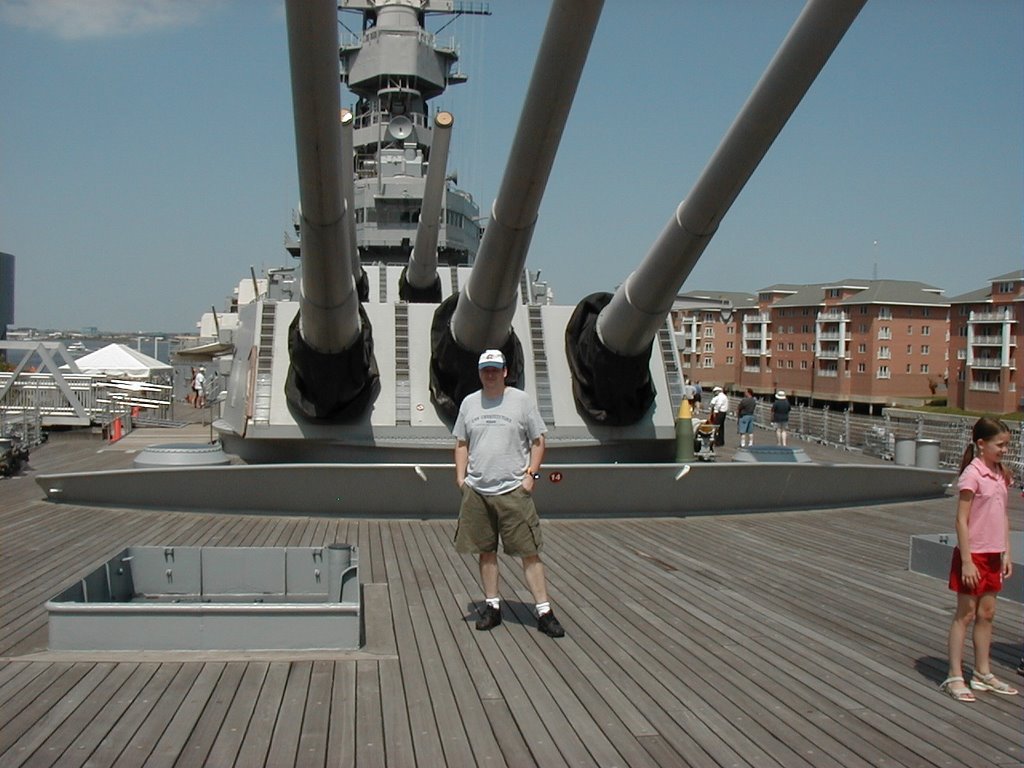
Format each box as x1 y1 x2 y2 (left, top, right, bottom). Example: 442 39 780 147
970 672 1019 695
939 676 976 702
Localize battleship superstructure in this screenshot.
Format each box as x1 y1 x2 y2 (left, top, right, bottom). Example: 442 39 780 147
38 0 954 516
214 0 681 463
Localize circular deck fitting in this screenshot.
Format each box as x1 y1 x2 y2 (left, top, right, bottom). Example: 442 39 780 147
133 443 231 468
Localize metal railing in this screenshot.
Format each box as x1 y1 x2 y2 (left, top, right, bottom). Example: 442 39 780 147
739 401 1023 478
0 372 173 427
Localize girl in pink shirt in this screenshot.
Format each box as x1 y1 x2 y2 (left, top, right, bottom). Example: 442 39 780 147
942 417 1017 701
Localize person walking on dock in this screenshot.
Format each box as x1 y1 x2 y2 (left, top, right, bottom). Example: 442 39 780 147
771 390 790 446
737 388 757 448
709 386 728 447
941 416 1018 701
453 349 565 638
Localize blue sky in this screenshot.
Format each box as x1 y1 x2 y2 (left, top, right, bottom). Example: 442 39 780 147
1 0 1021 333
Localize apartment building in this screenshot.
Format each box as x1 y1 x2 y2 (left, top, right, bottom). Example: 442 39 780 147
671 291 755 390
673 279 951 410
948 270 1023 413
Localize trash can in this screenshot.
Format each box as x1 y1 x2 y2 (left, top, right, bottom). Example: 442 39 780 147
915 439 941 470
894 437 916 466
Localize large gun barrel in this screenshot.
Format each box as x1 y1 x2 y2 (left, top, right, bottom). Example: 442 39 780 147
339 109 369 302
401 111 454 302
283 0 377 420
430 0 603 416
450 0 604 351
599 0 867 357
567 0 865 423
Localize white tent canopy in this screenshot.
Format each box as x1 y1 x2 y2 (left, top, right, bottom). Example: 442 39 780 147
66 343 172 378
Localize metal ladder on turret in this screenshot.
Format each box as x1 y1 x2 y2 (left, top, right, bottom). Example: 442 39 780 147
394 303 411 425
658 320 685 413
528 305 554 426
252 304 277 425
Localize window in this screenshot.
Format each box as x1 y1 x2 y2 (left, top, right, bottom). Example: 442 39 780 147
777 342 784 351
921 345 930 355
878 326 891 340
802 324 810 333
787 360 794 368
857 362 866 373
907 345 913 355
858 343 866 354
827 288 841 298
703 357 713 368
801 343 809 352
801 360 808 369
877 365 890 379
703 342 714 352
906 364 912 373
878 346 890 359
921 326 930 336
920 364 929 373
726 341 734 349
860 306 869 315
704 327 715 337
879 307 892 319
788 342 795 351
922 307 930 317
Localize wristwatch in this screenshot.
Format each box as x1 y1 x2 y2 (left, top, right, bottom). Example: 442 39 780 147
529 470 541 480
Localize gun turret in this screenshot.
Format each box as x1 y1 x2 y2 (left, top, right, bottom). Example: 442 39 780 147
283 0 377 420
339 110 370 302
430 0 605 416
400 111 454 302
567 0 866 424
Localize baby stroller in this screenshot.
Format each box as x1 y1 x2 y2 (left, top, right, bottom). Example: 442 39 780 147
694 422 718 462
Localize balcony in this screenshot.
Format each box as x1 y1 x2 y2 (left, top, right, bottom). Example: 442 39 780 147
817 349 849 360
744 331 772 341
817 311 848 322
817 332 852 342
817 368 838 378
973 335 1015 346
968 380 1001 392
972 311 1016 322
744 313 772 324
743 365 761 373
969 358 1012 369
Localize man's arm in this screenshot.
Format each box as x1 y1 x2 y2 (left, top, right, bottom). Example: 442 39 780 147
522 434 546 491
454 439 469 488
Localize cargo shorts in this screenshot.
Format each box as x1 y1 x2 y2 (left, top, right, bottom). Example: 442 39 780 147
454 484 543 557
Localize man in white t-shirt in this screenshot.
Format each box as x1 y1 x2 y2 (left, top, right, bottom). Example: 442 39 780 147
453 349 565 638
709 385 729 447
193 367 207 408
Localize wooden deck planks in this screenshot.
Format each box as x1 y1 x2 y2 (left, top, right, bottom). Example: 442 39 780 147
0 434 1021 767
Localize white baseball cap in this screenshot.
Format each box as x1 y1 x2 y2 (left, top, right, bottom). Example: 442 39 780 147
478 349 506 369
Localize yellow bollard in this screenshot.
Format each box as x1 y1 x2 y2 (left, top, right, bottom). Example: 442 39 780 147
674 399 695 462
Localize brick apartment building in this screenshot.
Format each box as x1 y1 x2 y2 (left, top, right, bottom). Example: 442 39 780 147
947 269 1023 413
672 278 958 411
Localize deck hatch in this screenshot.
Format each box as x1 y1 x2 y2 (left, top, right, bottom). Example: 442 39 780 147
46 544 362 650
